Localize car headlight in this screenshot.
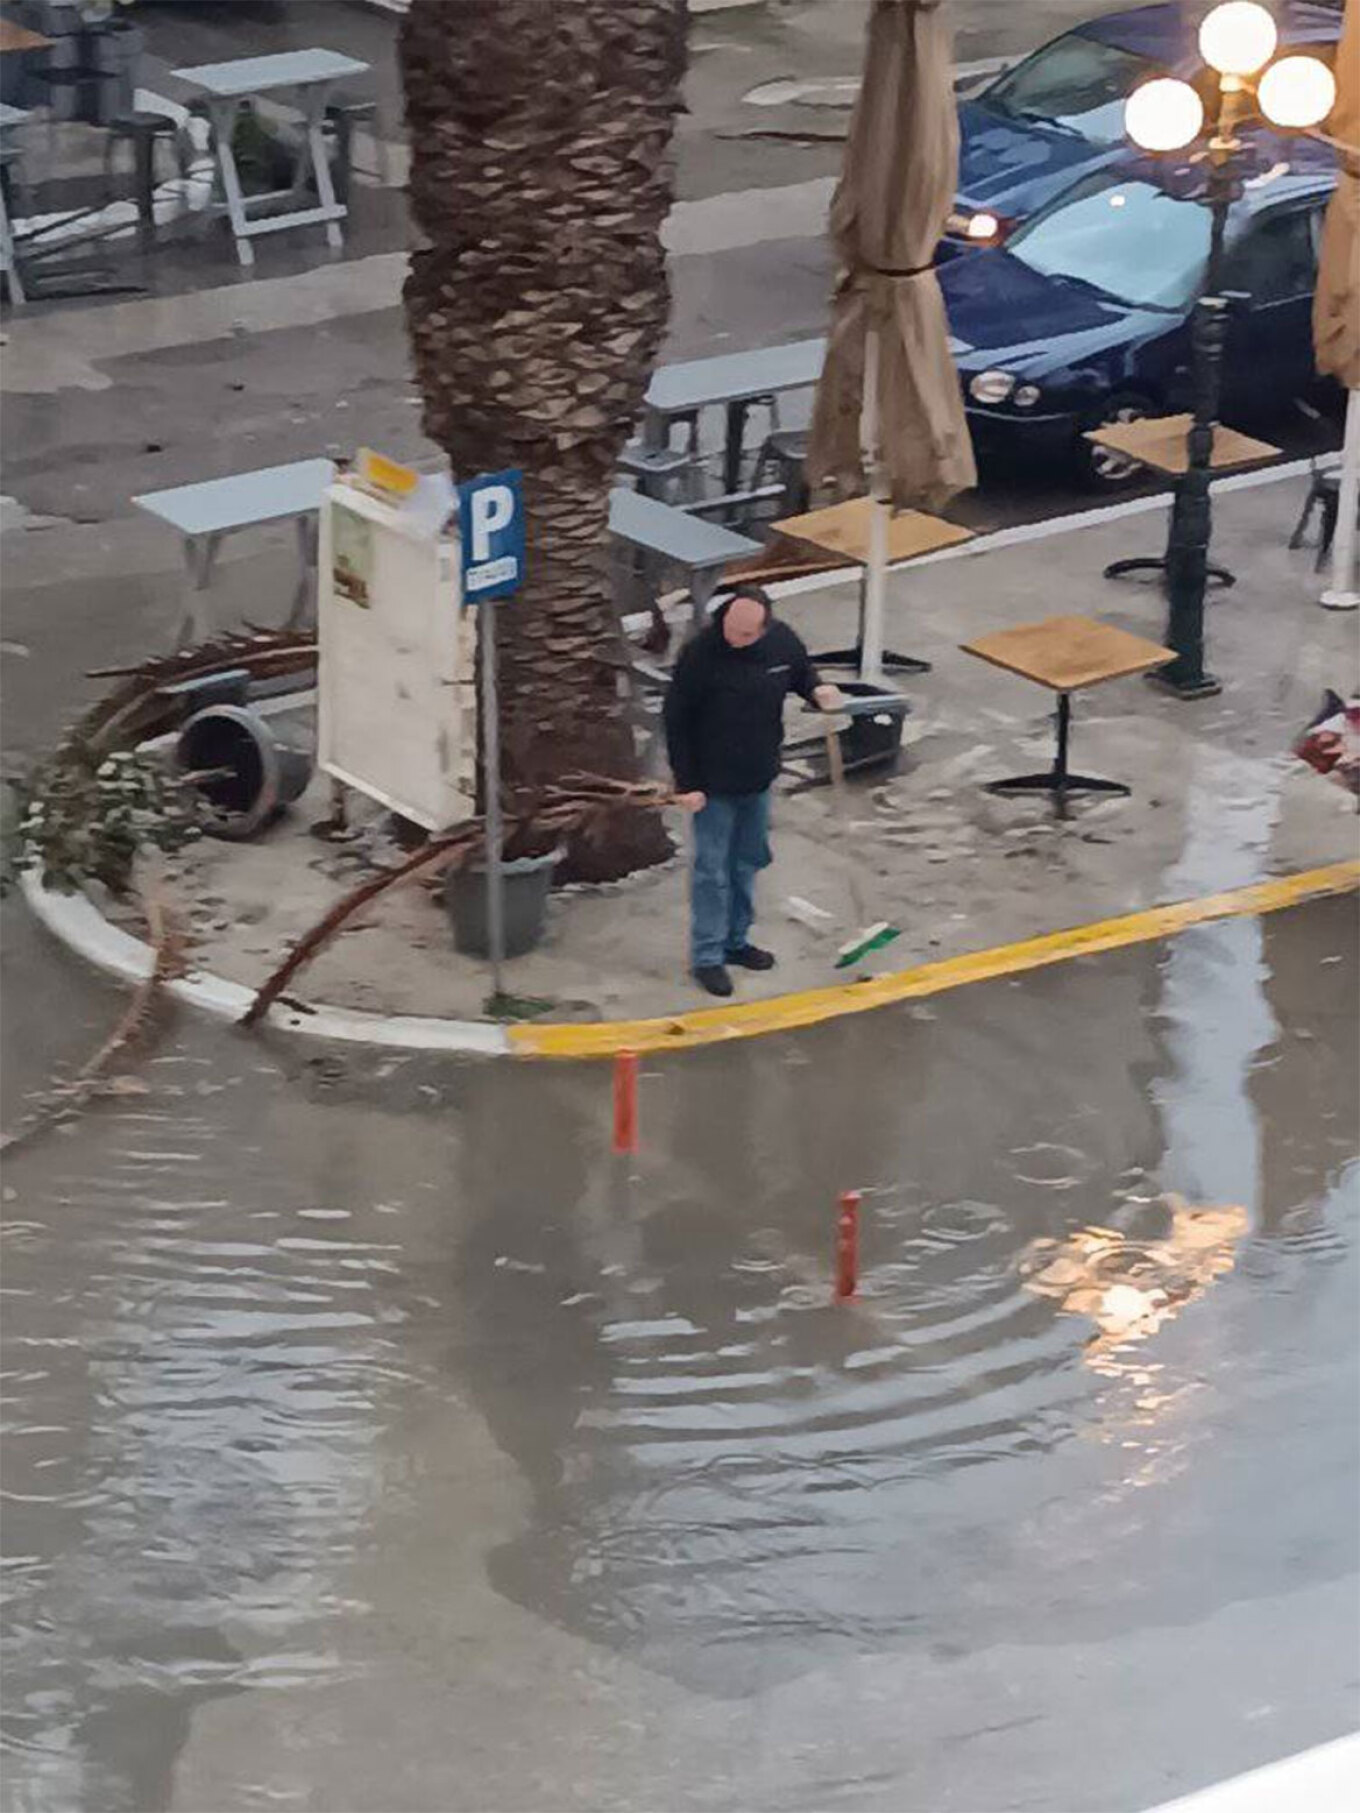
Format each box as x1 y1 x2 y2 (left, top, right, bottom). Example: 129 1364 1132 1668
1013 383 1042 409
969 370 1016 405
946 209 1004 243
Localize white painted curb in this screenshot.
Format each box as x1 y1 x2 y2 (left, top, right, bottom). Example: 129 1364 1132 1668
1143 1731 1360 1812
21 872 511 1056
18 454 1320 1058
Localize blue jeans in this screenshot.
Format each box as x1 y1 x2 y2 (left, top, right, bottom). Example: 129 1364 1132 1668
690 790 773 969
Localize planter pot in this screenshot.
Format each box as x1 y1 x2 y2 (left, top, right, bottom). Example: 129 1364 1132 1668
176 704 312 842
444 847 561 960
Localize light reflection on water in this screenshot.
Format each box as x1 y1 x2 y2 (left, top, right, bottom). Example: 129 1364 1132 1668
1 906 1357 1808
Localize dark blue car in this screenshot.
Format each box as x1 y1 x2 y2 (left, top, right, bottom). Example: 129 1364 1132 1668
940 152 1338 486
944 0 1341 255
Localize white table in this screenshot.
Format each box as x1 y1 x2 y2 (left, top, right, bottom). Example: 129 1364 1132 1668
134 459 335 646
172 49 368 268
609 485 760 627
643 336 827 495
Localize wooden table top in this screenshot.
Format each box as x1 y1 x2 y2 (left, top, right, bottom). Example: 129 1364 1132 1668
962 615 1175 692
1083 413 1279 477
772 496 974 566
0 18 53 53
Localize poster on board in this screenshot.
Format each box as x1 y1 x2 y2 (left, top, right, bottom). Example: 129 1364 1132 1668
331 499 374 608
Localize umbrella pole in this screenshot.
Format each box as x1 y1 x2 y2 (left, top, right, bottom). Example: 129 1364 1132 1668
1321 386 1360 612
851 322 930 681
860 325 888 682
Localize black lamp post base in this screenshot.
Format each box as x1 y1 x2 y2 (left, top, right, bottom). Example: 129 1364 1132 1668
1149 667 1222 701
1104 554 1236 590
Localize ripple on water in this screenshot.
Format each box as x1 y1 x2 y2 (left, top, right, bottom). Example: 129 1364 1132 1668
1 1103 428 1799
494 1187 1102 1685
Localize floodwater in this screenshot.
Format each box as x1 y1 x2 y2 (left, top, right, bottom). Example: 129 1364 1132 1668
1 896 1357 1813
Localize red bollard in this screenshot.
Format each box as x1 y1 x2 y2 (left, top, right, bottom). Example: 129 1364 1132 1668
613 1050 640 1154
834 1190 861 1301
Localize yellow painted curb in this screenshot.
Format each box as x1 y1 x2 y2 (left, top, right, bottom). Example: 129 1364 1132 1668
508 861 1360 1060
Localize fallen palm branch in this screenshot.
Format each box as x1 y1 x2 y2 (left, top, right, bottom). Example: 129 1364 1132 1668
1 879 186 1152
240 777 674 1029
78 630 317 760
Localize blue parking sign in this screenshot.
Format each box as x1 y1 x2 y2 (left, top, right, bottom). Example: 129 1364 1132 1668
457 469 525 603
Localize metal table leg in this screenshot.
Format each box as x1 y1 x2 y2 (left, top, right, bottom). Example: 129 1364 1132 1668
723 399 749 498
286 512 320 627
208 97 254 267
300 81 345 251
689 567 721 634
0 171 23 307
985 691 1130 820
178 532 222 648
641 405 668 454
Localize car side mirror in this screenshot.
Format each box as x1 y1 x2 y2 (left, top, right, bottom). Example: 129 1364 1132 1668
1221 289 1252 317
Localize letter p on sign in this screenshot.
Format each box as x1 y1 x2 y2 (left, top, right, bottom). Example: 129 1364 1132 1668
470 485 513 562
458 468 525 603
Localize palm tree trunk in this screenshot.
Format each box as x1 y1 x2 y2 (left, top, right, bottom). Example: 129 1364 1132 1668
400 0 686 880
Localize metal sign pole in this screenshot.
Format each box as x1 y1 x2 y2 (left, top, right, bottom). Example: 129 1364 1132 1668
480 600 505 1000
457 466 522 1006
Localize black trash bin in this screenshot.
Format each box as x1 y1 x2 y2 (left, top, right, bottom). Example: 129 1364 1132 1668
835 680 911 774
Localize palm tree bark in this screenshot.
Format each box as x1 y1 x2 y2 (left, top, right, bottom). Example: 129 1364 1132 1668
400 0 686 880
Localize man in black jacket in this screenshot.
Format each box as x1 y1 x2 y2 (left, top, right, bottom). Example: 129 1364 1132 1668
663 588 842 996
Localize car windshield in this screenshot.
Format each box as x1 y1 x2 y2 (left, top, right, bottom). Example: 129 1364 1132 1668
983 30 1159 144
1008 175 1211 310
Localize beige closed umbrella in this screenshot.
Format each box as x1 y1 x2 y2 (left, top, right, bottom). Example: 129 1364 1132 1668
805 0 976 678
1314 0 1360 610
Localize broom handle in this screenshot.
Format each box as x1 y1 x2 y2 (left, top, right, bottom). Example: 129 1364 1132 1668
823 719 868 928
824 715 846 795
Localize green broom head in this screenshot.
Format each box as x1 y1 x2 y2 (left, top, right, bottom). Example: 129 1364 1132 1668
834 921 902 970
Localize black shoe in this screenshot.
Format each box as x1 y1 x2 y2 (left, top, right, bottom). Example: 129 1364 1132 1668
725 944 776 971
693 964 734 997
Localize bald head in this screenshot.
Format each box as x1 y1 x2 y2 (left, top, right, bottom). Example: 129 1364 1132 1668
721 594 769 649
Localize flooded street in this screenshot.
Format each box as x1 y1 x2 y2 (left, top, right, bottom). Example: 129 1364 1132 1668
2 895 1357 1813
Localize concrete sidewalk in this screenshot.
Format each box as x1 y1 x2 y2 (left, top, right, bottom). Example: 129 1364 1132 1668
84 471 1356 1036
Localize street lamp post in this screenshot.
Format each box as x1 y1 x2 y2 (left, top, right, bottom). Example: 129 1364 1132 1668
1123 2 1337 699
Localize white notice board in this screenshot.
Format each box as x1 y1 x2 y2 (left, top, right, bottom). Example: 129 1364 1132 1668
318 478 472 830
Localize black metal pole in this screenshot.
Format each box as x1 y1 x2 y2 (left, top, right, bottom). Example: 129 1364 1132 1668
1054 691 1071 786
1155 155 1232 699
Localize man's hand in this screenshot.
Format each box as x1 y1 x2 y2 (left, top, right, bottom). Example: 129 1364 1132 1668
813 683 847 712
675 790 707 813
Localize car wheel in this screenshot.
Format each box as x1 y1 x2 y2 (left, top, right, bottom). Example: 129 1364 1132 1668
1079 395 1155 490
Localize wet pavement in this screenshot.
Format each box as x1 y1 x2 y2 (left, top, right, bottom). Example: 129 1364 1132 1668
2 890 1356 1813
2 6 1357 1806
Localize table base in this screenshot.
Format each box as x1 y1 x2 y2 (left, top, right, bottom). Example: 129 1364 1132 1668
984 690 1129 820
987 770 1129 820
811 566 931 677
812 643 930 678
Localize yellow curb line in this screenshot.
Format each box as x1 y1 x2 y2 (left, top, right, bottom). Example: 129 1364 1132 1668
508 861 1360 1060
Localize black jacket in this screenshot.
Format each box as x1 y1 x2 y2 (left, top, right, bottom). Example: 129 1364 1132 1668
663 609 821 797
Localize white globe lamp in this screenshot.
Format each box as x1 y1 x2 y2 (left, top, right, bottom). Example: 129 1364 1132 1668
1125 77 1205 152
1198 2 1278 79
1258 54 1337 129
